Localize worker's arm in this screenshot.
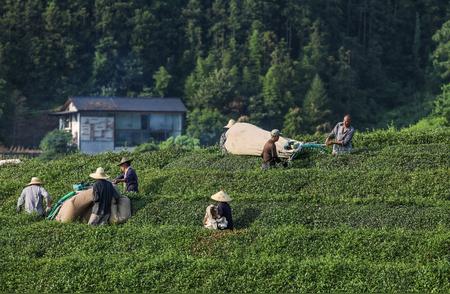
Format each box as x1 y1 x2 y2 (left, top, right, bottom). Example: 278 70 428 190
341 128 355 146
325 124 338 145
271 144 281 163
41 187 52 209
92 184 100 203
325 137 334 146
113 174 125 184
16 190 25 212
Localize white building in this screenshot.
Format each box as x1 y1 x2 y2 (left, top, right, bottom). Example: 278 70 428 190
53 96 187 154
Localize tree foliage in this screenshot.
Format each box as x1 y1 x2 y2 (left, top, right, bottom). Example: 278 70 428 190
39 129 75 159
0 0 450 145
186 108 226 145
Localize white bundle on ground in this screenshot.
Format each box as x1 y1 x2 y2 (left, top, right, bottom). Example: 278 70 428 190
0 159 22 166
223 123 294 158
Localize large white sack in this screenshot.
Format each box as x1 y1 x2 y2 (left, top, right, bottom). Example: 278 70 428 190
223 123 294 158
110 196 131 224
56 189 94 223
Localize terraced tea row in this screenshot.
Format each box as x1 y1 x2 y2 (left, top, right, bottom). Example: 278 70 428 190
139 168 449 203
1 224 449 292
129 200 450 229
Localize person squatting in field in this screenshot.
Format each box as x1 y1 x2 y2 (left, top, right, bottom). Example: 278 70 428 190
204 190 233 230
17 177 52 216
325 114 355 155
261 129 288 170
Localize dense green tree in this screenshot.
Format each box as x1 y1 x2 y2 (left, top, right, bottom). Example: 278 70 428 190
186 108 226 145
283 107 303 137
0 79 7 120
295 19 329 102
0 0 449 146
433 84 450 123
302 74 331 133
432 19 450 82
262 41 295 128
152 66 172 97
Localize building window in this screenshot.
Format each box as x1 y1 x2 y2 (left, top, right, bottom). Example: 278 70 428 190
149 113 181 131
114 113 182 147
60 117 71 130
116 113 141 129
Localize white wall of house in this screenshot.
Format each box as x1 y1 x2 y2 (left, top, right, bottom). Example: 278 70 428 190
71 114 79 145
60 111 185 154
79 116 114 154
59 114 80 145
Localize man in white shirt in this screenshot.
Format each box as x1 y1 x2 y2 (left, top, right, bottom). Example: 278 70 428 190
17 177 52 216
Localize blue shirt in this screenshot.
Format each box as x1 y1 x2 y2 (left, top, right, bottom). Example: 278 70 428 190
115 167 139 192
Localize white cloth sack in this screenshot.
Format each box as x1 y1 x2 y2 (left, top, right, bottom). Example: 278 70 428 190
203 204 228 230
223 122 294 158
110 196 131 224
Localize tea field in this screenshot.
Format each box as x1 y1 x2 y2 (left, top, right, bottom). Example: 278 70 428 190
0 128 449 292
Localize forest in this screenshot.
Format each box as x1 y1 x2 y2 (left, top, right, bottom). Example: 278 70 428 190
1 0 450 145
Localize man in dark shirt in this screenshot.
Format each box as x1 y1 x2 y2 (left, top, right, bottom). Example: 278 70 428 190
88 167 120 226
113 158 139 192
211 190 233 230
261 129 283 170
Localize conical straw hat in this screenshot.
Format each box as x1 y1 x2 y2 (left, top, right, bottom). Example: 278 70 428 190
210 190 232 202
224 119 236 129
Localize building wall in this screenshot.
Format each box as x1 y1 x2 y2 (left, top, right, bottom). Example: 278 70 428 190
68 111 185 154
79 115 114 154
71 114 79 145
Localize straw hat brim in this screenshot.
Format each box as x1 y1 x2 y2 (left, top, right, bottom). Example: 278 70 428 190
118 159 132 166
211 191 232 202
89 173 109 180
27 181 42 186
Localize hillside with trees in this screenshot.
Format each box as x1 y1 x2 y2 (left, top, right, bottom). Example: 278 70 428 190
1 0 450 145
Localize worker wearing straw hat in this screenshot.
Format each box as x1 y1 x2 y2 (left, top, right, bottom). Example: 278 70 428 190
113 157 138 192
16 177 52 216
210 190 233 230
219 119 235 154
88 167 120 226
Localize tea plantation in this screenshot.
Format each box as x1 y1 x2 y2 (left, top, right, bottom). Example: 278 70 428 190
1 128 449 292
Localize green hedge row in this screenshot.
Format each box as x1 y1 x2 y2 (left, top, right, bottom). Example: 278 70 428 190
295 127 450 147
1 224 449 292
141 168 449 202
129 200 450 230
0 142 445 192
3 254 449 293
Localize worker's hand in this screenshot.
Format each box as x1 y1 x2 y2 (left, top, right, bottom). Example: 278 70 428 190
16 206 20 213
46 206 51 213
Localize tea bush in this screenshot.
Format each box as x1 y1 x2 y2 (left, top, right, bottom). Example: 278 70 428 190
0 127 449 292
